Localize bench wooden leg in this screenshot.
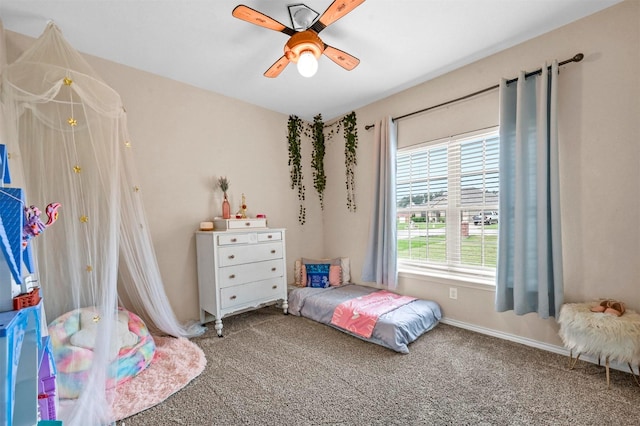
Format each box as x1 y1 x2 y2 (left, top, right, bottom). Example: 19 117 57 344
629 363 640 387
605 356 610 389
568 349 581 370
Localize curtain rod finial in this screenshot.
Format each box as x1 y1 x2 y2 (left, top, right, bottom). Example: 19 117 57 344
573 53 584 62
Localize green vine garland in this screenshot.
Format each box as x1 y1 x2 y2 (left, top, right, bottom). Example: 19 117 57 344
287 112 358 222
309 114 326 210
287 115 306 225
342 111 358 212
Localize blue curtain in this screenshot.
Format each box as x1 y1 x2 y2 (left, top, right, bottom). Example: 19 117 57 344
496 61 564 318
362 116 398 288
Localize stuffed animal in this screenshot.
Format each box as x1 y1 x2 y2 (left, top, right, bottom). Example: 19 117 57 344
590 299 626 316
22 202 61 247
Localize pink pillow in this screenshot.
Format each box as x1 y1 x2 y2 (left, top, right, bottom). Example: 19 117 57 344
329 265 342 286
301 264 307 287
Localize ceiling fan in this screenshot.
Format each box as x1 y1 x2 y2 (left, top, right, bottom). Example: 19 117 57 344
232 0 366 78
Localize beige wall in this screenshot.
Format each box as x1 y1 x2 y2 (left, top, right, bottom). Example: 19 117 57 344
324 0 639 347
4 0 638 350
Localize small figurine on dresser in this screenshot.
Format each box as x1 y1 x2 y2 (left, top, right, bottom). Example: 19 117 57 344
236 193 247 219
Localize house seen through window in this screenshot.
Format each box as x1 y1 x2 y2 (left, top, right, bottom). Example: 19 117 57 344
397 129 499 279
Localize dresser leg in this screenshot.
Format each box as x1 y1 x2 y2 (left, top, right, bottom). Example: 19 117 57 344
282 298 289 315
215 319 223 337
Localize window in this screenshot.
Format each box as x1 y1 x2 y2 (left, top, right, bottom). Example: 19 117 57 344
396 130 499 279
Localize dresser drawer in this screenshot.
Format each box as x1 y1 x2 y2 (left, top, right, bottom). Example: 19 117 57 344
214 218 267 230
257 231 282 242
217 233 254 245
220 278 285 309
218 242 283 267
218 259 284 287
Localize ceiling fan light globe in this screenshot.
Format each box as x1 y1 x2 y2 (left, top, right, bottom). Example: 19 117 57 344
293 8 316 29
297 51 318 77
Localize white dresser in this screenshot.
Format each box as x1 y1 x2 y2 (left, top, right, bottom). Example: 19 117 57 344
195 227 288 336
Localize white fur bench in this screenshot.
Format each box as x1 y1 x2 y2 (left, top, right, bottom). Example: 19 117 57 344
558 302 640 388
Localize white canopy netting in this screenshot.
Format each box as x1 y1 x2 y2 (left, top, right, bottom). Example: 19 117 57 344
1 22 204 425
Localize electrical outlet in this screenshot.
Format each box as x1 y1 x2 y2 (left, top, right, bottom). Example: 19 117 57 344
449 288 458 300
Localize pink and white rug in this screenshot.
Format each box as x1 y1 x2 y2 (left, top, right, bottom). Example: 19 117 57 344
110 335 206 421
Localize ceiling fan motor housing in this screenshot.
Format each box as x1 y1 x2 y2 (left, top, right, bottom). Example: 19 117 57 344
284 30 324 62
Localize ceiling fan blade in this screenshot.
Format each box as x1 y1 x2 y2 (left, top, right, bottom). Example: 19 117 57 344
264 56 291 78
311 0 366 33
323 45 360 71
232 5 296 36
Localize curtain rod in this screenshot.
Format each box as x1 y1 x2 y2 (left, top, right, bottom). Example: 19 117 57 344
364 53 584 130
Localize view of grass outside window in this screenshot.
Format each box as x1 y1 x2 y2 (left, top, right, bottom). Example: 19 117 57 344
397 130 499 278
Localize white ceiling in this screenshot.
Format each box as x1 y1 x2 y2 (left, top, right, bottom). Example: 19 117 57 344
0 0 621 121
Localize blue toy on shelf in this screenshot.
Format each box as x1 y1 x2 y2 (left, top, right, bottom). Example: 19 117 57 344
0 144 60 313
0 141 25 314
0 144 61 424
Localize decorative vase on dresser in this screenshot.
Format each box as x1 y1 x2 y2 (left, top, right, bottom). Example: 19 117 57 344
221 193 231 219
195 219 287 337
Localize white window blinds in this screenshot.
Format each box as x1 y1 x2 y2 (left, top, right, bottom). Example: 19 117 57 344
397 129 499 277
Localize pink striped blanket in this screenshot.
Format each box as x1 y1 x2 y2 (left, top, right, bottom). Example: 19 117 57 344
330 290 417 338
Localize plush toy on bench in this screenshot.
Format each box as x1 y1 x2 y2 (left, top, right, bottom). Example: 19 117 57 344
48 307 156 399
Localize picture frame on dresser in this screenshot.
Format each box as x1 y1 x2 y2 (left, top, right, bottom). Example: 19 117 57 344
195 226 288 337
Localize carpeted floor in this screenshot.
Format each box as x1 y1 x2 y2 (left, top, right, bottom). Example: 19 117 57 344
118 306 640 425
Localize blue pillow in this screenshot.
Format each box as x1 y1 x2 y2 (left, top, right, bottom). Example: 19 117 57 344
305 263 330 288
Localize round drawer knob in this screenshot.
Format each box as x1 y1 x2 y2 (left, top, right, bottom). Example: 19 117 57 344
271 250 276 254
229 274 236 279
271 267 276 272
230 295 237 300
272 285 278 289
228 255 235 259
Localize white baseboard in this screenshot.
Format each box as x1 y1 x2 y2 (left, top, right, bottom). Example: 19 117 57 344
440 317 635 374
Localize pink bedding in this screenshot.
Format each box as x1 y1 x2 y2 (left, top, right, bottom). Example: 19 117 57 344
330 290 417 338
